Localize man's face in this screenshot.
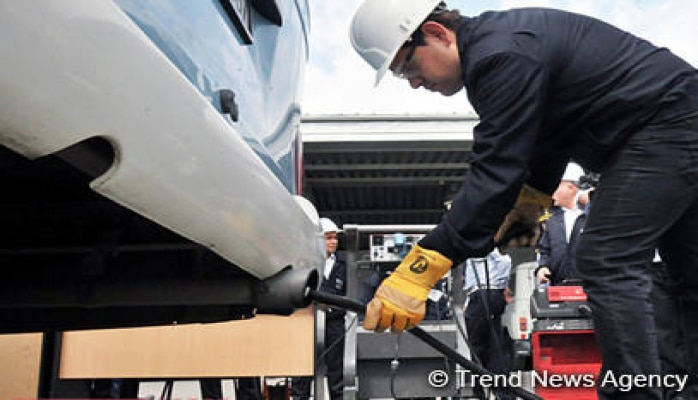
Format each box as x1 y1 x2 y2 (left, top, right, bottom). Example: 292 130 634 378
552 181 579 209
325 231 338 256
389 23 464 96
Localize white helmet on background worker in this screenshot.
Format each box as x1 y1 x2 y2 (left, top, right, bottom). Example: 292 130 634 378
349 0 443 85
320 217 342 234
561 162 585 185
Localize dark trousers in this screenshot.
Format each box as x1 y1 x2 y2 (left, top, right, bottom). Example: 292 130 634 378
199 378 223 399
464 289 513 400
236 378 264 400
291 375 312 400
200 378 262 400
651 262 696 400
324 318 346 400
576 114 698 400
292 317 345 400
89 379 139 398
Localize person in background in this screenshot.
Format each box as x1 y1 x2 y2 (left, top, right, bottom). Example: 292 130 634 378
89 379 139 398
463 247 513 400
194 378 263 400
233 378 264 400
535 163 587 285
350 1 698 399
292 218 346 400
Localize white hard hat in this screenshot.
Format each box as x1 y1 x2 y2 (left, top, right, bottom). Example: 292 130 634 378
320 218 342 234
561 162 585 184
349 0 443 86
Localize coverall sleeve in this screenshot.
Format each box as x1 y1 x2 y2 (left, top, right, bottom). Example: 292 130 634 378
421 52 553 263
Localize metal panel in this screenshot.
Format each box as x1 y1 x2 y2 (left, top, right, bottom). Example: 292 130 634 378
0 1 323 279
302 115 476 227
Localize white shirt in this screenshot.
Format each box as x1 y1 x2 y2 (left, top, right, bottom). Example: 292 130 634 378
653 249 662 263
563 207 583 243
465 247 512 290
324 254 335 279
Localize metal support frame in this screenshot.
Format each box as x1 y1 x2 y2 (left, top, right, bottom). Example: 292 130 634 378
340 224 471 400
311 224 544 400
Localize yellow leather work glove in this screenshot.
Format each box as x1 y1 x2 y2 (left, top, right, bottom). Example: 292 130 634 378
363 244 452 333
495 184 552 247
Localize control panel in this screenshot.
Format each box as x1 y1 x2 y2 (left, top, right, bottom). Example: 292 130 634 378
369 233 425 262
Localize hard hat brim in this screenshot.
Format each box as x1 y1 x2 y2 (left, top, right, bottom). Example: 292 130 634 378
374 52 395 86
351 0 443 87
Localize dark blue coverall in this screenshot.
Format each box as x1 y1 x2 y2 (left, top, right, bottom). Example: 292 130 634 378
292 254 347 400
417 8 698 400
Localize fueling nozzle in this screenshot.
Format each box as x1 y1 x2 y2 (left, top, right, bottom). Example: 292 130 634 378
255 267 319 315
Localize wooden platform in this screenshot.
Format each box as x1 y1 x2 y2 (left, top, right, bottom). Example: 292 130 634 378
0 333 43 399
60 307 314 379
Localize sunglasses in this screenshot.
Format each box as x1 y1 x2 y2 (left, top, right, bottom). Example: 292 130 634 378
392 41 418 80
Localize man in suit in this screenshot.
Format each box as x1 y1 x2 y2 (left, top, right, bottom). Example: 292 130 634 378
292 218 347 400
536 163 587 285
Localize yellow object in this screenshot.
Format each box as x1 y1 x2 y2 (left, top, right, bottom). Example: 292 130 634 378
517 184 553 209
363 244 452 333
495 184 552 245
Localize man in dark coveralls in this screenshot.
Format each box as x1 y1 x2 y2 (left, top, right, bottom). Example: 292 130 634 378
349 1 698 399
292 218 347 400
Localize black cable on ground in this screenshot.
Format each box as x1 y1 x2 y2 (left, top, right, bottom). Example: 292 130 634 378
308 290 543 400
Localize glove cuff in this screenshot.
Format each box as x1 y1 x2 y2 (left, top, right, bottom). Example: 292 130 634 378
392 244 452 289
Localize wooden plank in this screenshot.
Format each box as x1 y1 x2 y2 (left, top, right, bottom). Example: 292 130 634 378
60 308 313 378
0 333 43 399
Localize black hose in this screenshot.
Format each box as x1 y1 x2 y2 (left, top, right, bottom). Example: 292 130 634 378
307 290 543 400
